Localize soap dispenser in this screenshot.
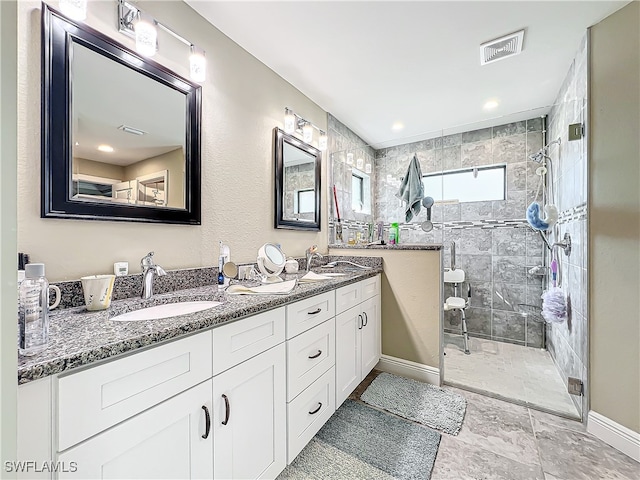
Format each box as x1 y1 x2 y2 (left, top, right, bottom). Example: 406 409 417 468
218 242 230 290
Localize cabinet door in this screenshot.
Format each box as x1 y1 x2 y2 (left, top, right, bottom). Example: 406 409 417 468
58 380 213 480
213 343 286 480
361 295 381 378
335 305 362 408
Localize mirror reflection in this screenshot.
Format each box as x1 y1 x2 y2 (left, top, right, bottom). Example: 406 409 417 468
71 42 186 209
282 141 316 222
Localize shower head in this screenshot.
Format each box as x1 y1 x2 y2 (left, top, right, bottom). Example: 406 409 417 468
528 137 561 163
528 150 549 163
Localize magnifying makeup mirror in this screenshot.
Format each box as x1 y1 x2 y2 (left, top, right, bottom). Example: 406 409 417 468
257 243 286 283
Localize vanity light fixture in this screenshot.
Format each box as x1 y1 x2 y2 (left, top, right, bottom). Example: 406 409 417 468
284 108 296 134
346 153 354 165
134 11 157 57
117 0 206 82
302 123 313 143
189 46 206 83
318 131 328 151
59 0 87 21
283 107 326 149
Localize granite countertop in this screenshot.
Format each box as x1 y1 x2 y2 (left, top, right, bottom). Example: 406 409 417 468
18 266 382 384
329 243 443 250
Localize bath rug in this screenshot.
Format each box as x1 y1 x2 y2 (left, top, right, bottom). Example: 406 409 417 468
361 372 467 435
278 400 440 480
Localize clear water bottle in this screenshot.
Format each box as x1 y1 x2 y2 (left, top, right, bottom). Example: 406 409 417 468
19 263 51 356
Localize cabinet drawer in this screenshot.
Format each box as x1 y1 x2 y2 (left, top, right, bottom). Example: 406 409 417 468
286 318 335 401
58 330 212 451
335 282 361 314
287 367 335 464
361 275 380 302
212 307 285 375
286 292 335 339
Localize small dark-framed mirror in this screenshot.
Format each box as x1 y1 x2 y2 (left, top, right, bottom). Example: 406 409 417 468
273 128 321 231
42 5 202 224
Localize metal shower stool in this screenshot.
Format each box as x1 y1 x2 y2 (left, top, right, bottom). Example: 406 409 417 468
444 268 471 355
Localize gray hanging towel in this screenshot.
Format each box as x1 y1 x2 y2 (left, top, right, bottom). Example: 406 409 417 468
396 153 424 222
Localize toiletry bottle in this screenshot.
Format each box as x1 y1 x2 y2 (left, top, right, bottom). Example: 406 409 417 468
389 223 398 245
217 256 225 290
19 263 50 356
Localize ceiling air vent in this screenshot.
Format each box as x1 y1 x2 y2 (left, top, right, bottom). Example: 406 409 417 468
480 30 525 65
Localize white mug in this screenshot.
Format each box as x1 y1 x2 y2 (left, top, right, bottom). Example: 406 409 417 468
81 274 116 311
48 285 61 310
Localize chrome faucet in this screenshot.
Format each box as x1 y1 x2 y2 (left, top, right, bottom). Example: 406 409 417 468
140 252 167 299
305 245 323 272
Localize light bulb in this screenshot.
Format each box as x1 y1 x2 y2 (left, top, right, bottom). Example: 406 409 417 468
59 0 87 21
134 13 157 57
303 123 313 143
189 46 206 83
318 131 328 151
284 109 295 134
365 163 372 174
356 157 364 170
346 153 354 165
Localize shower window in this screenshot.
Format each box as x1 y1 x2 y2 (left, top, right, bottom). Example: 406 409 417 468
295 189 315 214
351 170 371 214
423 165 506 203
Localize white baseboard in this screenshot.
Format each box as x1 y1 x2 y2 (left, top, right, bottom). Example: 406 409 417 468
587 411 640 462
375 355 440 385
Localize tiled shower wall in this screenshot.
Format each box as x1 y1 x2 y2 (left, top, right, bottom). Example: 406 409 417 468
375 120 546 347
546 34 588 418
284 163 315 221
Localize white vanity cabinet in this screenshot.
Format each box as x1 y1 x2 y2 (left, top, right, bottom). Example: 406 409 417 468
58 380 213 480
17 274 382 480
335 276 381 408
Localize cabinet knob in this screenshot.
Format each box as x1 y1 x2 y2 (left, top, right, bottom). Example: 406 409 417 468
221 394 230 425
201 405 211 439
308 402 322 415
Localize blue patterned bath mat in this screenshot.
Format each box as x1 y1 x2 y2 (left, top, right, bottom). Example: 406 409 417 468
361 372 467 435
278 399 441 480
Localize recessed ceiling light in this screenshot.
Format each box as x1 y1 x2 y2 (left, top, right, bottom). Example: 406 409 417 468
392 122 404 131
483 100 499 110
97 144 114 153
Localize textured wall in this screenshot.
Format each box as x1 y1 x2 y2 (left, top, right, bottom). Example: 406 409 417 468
18 0 327 281
589 1 640 434
375 119 546 348
546 34 589 419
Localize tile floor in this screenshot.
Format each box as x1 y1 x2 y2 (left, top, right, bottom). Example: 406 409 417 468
352 371 640 480
444 333 580 418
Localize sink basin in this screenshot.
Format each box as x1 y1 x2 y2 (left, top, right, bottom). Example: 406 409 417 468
110 301 222 322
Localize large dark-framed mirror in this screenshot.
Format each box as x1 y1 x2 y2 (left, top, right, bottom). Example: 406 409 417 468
42 5 202 224
274 127 321 231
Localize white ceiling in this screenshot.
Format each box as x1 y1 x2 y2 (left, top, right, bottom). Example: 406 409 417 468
186 0 628 148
